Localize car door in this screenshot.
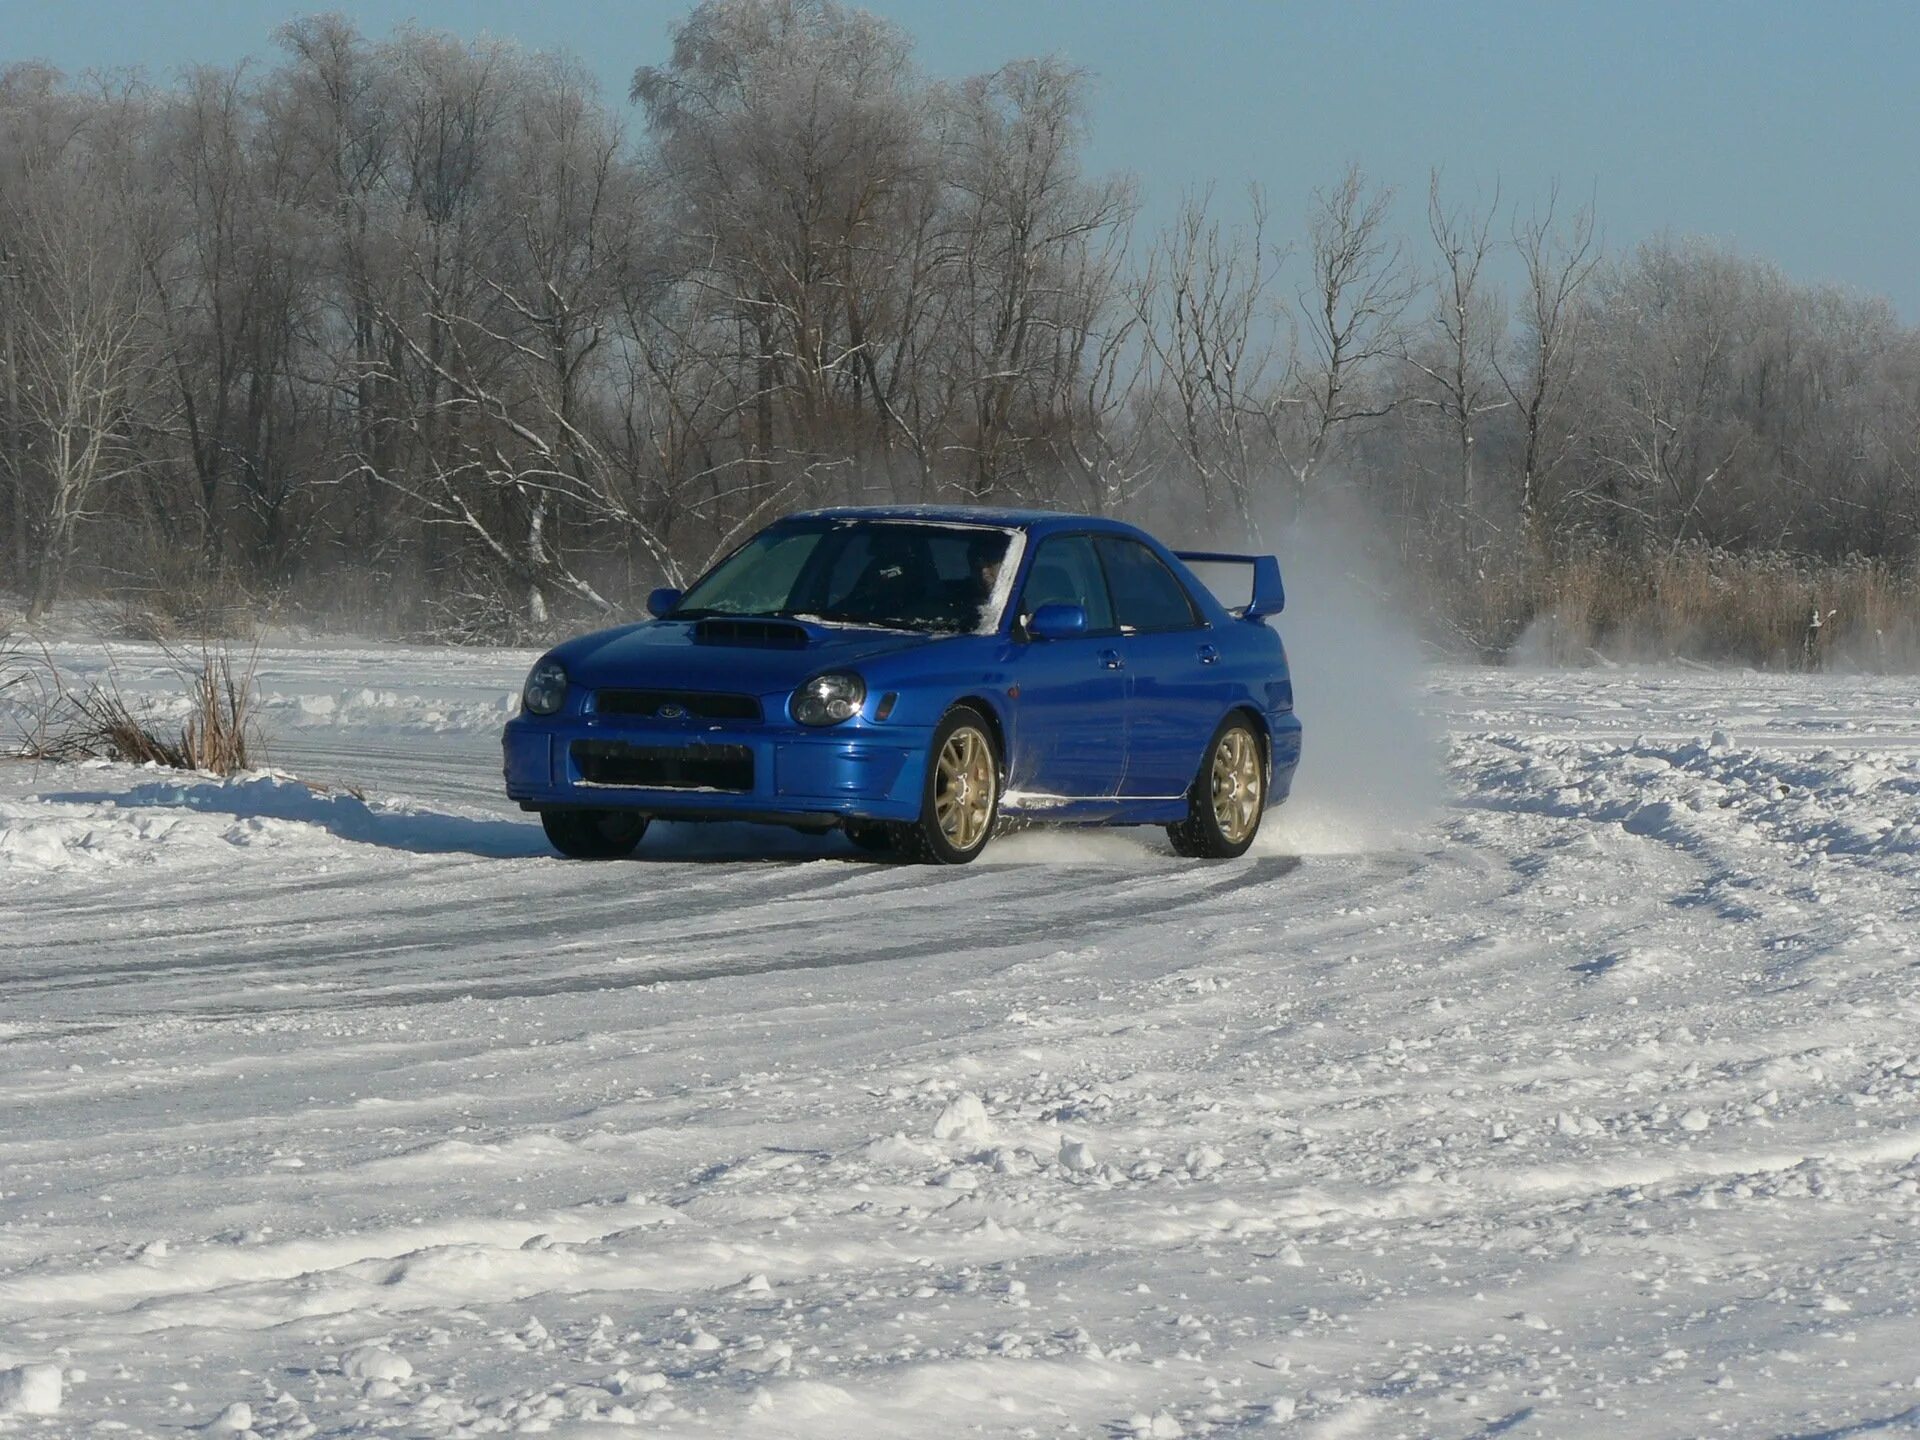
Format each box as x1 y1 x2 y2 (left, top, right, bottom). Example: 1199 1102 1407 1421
1095 535 1226 798
1006 534 1128 801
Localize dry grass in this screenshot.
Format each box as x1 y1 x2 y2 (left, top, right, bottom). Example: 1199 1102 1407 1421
15 645 260 775
98 552 259 643
1459 546 1920 669
1 628 70 760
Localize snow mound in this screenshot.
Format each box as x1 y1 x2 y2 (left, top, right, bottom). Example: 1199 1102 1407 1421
0 794 214 873
1462 732 1920 867
933 1093 993 1144
23 771 548 863
204 1400 253 1433
0 1363 62 1415
340 1345 412 1383
264 684 519 735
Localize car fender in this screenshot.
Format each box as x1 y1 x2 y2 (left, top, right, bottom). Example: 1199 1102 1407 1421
846 643 1018 768
1201 624 1298 790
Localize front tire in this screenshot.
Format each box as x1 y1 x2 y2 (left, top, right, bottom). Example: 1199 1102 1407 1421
541 808 648 859
897 707 999 864
1167 715 1266 859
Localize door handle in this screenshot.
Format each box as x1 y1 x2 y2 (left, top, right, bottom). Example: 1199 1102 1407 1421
1197 644 1221 665
1098 649 1124 671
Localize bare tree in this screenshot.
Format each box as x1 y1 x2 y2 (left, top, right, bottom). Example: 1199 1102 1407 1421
352 31 614 627
137 63 321 581
941 58 1135 499
634 0 930 491
1402 172 1508 556
1577 237 1762 551
0 232 19 587
0 63 89 598
1135 184 1286 528
1496 181 1598 545
5 12 1920 662
14 175 156 618
1281 163 1415 510
1051 219 1150 515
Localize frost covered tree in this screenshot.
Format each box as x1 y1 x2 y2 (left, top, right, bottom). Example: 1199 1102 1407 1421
1400 173 1507 558
1495 183 1598 546
1133 185 1285 529
0 81 157 620
1 5 1918 656
1281 164 1415 511
938 58 1135 500
633 0 931 488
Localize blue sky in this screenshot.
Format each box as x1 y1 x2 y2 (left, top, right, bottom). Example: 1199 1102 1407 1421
5 0 1915 315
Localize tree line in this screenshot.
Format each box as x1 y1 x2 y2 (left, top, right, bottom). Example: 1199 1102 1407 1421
3 0 1917 653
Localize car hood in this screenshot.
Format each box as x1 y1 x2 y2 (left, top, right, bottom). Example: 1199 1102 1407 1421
557 618 936 695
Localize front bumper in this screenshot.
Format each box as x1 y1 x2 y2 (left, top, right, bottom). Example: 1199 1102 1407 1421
503 715 932 826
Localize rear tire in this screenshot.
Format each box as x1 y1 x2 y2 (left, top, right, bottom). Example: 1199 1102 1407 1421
896 707 999 865
1167 714 1266 859
541 808 648 859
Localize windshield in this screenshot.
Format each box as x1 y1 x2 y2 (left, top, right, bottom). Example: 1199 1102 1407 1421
674 519 1018 634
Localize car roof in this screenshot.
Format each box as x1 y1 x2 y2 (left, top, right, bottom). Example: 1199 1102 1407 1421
789 504 1151 540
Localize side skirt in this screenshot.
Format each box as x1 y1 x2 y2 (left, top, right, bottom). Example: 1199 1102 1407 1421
999 792 1191 826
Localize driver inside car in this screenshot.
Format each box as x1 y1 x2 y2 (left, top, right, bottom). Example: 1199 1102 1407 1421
837 531 933 624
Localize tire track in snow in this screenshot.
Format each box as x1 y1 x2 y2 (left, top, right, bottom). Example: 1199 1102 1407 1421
7 850 974 1000
8 844 1418 1021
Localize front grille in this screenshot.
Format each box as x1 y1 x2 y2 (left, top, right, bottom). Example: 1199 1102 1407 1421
595 689 762 722
572 739 754 792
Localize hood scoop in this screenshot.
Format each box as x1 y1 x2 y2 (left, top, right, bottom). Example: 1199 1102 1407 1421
692 617 812 649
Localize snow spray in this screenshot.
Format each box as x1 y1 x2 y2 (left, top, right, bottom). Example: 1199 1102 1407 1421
1189 501 1446 856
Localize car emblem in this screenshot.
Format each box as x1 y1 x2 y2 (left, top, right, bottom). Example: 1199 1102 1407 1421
657 702 686 719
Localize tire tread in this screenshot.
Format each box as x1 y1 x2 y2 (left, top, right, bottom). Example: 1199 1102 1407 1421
1164 714 1265 860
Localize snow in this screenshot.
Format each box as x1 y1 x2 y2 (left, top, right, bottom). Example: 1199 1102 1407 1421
204 1400 253 1433
340 1346 413 1385
0 1365 62 1416
933 1092 994 1144
3 643 1920 1436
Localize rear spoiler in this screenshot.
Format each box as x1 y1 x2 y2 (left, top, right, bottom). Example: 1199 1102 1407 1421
1174 551 1285 620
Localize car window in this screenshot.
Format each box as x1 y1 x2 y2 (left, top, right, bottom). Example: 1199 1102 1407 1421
1095 536 1201 633
1019 535 1114 632
675 520 1011 633
818 529 913 612
704 530 816 615
813 528 1005 630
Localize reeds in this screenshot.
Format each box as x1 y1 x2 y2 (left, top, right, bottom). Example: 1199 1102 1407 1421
9 643 260 774
1462 546 1920 668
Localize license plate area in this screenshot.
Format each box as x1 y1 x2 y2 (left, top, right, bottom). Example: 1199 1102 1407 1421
571 739 754 792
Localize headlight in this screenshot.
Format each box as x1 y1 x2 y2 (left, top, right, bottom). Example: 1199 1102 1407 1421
791 671 866 726
522 659 568 716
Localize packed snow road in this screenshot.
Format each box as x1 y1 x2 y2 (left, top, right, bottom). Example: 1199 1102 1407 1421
3 644 1920 1438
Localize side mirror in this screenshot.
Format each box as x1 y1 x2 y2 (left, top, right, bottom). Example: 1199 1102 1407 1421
1027 602 1088 640
646 587 683 619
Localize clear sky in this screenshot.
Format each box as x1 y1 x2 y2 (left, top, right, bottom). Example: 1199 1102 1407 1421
5 0 1915 315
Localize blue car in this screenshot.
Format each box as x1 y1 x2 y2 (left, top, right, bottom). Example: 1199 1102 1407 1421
503 507 1301 863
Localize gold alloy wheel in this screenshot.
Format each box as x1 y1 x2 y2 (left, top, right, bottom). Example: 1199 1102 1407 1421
1209 726 1263 844
934 725 995 851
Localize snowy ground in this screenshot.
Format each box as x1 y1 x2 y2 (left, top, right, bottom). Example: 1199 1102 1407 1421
3 643 1920 1438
